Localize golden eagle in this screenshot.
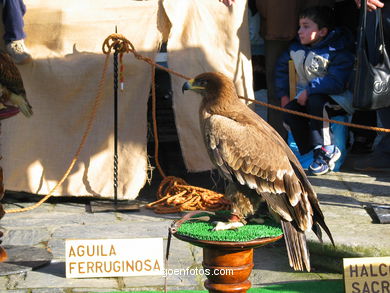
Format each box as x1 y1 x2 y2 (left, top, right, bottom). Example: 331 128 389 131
182 72 333 271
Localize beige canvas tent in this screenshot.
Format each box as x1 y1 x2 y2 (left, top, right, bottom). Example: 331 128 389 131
0 0 254 199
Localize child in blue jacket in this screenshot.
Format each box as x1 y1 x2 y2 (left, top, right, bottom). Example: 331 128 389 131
275 6 355 175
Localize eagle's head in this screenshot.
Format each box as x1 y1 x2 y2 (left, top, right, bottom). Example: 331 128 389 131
182 72 238 104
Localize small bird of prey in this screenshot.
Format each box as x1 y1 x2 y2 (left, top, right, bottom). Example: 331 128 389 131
0 51 33 118
182 72 334 272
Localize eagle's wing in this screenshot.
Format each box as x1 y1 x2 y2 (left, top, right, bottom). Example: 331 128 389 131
204 112 314 231
0 51 26 96
203 109 333 271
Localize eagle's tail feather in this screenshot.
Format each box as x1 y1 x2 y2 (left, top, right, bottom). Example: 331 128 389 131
312 222 323 242
290 162 335 246
314 215 335 246
281 220 310 272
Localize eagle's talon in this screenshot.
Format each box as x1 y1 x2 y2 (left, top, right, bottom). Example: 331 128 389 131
212 221 244 231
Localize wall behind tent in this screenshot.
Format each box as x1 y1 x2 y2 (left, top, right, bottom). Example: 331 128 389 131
0 0 254 198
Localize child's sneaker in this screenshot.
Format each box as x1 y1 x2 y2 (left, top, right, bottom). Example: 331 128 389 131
309 146 341 176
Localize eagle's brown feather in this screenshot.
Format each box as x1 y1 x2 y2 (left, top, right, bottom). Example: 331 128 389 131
183 72 333 272
0 51 26 96
0 51 32 118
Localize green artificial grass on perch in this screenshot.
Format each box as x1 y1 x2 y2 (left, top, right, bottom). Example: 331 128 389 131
175 211 283 242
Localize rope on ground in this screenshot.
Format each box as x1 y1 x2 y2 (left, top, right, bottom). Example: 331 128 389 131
145 176 231 214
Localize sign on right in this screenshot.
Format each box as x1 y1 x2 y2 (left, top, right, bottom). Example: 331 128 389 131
343 256 390 293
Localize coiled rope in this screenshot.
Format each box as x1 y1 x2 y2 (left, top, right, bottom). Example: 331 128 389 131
5 33 389 214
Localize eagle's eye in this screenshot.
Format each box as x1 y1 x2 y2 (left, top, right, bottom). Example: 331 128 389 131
198 80 208 87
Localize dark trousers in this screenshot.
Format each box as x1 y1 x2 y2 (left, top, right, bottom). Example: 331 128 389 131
379 3 390 154
351 110 377 142
373 2 390 155
1 0 26 43
378 107 390 154
283 94 345 155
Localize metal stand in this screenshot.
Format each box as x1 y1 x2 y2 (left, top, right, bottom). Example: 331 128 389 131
113 46 119 202
90 28 139 213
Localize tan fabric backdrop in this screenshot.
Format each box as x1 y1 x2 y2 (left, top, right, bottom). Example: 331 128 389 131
164 0 254 172
1 0 253 198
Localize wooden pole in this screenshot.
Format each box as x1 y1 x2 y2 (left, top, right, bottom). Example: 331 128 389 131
288 60 297 100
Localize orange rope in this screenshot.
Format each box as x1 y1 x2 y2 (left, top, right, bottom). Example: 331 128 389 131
119 52 124 91
102 33 191 80
103 34 390 132
146 176 231 214
104 34 389 134
150 64 166 178
240 96 390 133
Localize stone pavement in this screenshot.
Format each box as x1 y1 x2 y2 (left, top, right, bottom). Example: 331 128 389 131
0 157 389 292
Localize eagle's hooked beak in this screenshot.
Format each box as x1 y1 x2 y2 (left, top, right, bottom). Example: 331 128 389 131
182 80 192 93
182 79 205 93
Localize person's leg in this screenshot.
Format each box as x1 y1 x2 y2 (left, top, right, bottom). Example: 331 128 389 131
354 107 390 171
283 99 312 155
2 0 26 42
350 110 377 154
306 94 342 175
374 0 390 156
353 2 390 171
376 107 390 153
2 0 31 64
382 0 390 51
306 94 335 147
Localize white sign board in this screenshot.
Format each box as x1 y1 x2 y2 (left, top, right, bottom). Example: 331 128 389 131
65 238 164 278
343 256 390 293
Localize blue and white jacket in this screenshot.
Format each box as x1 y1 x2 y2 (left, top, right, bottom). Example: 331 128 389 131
275 28 355 114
